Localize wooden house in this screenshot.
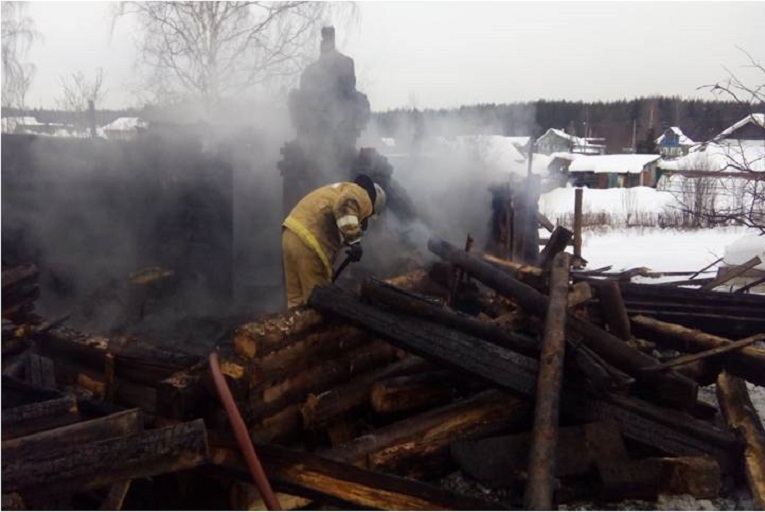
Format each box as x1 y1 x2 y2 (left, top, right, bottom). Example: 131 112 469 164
567 154 661 189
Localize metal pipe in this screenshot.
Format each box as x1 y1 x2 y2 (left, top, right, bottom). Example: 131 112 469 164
209 352 281 510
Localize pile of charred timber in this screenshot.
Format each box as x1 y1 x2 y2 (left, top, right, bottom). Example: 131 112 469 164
3 233 765 510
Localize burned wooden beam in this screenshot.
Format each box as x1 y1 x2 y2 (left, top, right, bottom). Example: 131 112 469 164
35 327 201 387
309 284 540 399
370 370 470 415
2 419 209 496
301 356 432 430
631 315 765 387
249 339 397 420
309 286 735 468
325 389 529 471
211 443 504 511
716 371 765 509
524 252 570 510
2 409 143 458
428 237 698 410
538 226 573 270
360 277 540 357
2 394 78 440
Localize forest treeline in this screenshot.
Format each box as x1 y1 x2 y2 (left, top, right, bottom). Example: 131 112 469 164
4 96 763 154
372 96 765 153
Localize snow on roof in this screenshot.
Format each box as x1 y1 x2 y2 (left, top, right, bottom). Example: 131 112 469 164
656 126 695 146
1 116 41 132
568 154 660 174
103 117 147 131
714 113 765 142
658 141 765 172
380 137 395 148
724 235 765 271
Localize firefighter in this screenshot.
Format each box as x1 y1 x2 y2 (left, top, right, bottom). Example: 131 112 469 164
281 174 386 309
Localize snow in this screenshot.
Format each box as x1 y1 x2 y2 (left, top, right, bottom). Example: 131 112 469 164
102 117 147 131
659 141 765 173
724 234 765 271
656 126 695 146
540 185 675 221
713 113 765 142
568 154 660 174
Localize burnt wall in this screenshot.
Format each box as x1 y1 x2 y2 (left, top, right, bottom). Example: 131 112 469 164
1 130 250 337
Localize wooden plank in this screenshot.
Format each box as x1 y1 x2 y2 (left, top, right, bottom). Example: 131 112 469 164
2 419 209 496
211 444 504 511
370 370 465 414
642 333 765 372
524 252 570 510
2 409 143 458
701 256 762 291
716 371 765 509
595 280 631 341
301 356 432 429
631 315 765 387
598 456 720 500
2 395 78 440
99 481 132 511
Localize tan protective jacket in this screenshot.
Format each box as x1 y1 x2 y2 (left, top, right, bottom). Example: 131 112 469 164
283 182 374 280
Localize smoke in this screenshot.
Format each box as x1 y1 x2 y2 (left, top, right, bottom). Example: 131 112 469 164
361 107 539 262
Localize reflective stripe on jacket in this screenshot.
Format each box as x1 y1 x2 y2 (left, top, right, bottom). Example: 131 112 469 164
282 182 374 279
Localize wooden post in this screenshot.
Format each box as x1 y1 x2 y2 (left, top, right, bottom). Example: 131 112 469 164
574 188 583 260
524 252 570 510
716 371 765 508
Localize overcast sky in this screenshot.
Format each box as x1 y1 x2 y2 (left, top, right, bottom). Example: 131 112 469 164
21 1 765 111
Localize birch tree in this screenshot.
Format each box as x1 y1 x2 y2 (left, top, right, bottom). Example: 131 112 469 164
1 1 40 108
116 2 348 106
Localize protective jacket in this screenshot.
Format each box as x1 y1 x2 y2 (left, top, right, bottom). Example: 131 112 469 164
283 182 374 281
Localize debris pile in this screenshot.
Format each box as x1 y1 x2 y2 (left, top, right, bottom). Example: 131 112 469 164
3 234 765 510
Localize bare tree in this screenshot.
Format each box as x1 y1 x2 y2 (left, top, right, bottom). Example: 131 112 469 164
684 49 765 233
57 68 107 134
115 2 351 106
1 1 40 109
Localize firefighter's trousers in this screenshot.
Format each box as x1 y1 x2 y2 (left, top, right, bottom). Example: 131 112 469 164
282 228 331 309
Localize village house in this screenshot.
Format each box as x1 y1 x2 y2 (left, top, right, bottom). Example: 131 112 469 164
535 128 607 156
658 113 765 175
655 126 695 158
566 153 661 189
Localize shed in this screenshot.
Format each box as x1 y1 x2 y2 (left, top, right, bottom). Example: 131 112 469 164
568 154 661 189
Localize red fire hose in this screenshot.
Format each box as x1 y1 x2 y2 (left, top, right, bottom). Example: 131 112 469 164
209 352 282 510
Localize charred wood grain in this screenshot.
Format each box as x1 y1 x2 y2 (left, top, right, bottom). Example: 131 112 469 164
2 419 208 496
595 280 631 341
2 409 143 458
325 389 529 469
301 355 432 430
211 443 503 511
249 339 397 420
360 277 540 357
370 370 471 414
428 237 698 410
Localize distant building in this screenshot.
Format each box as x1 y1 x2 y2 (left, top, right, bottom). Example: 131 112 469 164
658 113 765 175
567 154 661 189
1 116 73 136
535 128 606 156
102 117 148 140
656 126 695 158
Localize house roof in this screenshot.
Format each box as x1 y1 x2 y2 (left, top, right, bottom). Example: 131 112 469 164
103 117 147 131
656 126 695 146
658 141 765 172
568 154 660 174
713 113 765 142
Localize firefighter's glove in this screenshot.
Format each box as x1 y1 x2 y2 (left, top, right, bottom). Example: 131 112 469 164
346 243 363 263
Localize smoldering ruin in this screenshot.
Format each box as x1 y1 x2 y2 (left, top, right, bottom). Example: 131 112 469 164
3 27 765 512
